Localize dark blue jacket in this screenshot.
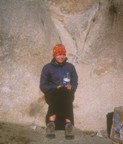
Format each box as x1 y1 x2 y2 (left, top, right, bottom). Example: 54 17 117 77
40 58 78 94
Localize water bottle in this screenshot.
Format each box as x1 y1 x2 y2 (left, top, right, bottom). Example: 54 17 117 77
63 73 71 85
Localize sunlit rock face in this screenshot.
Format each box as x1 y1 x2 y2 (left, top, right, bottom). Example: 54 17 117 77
46 0 123 130
0 0 123 130
0 0 60 126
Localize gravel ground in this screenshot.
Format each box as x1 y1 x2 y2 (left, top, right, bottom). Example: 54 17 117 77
0 122 114 144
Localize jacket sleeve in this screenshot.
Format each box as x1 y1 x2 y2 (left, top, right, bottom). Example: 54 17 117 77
40 65 57 94
71 65 78 92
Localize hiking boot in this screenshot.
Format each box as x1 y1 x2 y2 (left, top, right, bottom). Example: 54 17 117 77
46 122 55 139
65 122 74 139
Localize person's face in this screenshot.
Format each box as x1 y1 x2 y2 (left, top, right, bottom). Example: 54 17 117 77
54 54 66 63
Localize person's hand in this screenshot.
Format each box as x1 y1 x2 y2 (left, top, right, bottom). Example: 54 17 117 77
65 84 72 90
57 84 64 89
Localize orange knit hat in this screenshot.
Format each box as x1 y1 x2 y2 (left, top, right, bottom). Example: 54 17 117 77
53 44 66 57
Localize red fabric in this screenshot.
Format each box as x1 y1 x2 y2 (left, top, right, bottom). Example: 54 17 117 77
53 44 66 57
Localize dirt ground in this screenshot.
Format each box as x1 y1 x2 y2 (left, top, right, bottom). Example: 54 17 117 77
0 122 115 144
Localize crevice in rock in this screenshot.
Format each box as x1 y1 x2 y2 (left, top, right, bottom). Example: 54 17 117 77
81 2 100 57
108 0 122 26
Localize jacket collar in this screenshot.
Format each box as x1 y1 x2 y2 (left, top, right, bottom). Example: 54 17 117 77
51 58 67 66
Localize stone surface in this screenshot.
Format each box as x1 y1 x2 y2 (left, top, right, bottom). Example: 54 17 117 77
0 0 123 131
0 0 60 126
46 0 123 130
0 122 113 144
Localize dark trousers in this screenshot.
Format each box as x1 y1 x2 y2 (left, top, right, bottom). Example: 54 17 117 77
45 87 74 130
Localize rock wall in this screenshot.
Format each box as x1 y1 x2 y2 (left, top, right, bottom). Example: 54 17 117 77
0 0 123 131
0 0 60 126
46 0 123 130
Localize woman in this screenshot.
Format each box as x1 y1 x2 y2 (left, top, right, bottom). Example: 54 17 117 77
40 44 78 139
